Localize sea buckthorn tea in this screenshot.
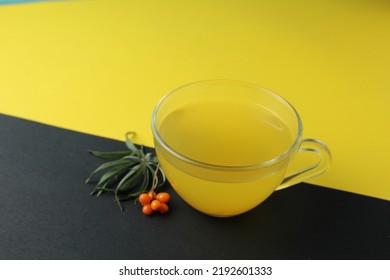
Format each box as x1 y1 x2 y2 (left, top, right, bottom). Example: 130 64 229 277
152 80 331 217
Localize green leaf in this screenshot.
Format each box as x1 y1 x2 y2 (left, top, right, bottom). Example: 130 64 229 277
125 131 138 152
116 164 144 193
85 158 132 183
88 150 131 159
116 192 141 201
95 164 131 190
145 152 159 165
139 167 151 194
122 155 143 162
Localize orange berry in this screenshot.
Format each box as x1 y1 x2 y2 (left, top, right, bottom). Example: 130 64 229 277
142 204 153 215
159 203 169 214
150 199 161 211
139 193 152 206
148 191 157 200
156 192 170 203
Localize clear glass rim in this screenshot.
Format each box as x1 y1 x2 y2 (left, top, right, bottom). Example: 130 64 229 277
151 79 303 171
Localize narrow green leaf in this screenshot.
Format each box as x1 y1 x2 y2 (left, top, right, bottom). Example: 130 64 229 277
114 194 124 212
88 150 131 159
139 167 150 194
95 164 131 189
90 181 109 196
144 152 158 165
116 164 144 193
116 192 141 201
85 158 132 183
96 189 104 197
122 155 142 162
125 131 138 152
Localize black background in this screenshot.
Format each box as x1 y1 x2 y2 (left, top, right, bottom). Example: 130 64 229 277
1 114 389 259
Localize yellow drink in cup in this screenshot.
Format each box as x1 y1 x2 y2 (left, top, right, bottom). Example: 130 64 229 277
152 80 331 217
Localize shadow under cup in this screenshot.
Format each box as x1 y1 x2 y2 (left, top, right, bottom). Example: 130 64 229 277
152 80 330 217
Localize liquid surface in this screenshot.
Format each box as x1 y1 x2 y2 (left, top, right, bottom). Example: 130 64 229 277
158 100 294 166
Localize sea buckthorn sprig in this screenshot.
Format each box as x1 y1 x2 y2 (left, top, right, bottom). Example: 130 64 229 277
139 191 170 216
86 132 166 212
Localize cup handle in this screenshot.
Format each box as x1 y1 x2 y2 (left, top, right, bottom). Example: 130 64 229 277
275 138 332 191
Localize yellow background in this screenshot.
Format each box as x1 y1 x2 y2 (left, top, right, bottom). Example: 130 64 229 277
1 0 389 200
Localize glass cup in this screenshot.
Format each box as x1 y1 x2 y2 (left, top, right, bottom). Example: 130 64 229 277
152 80 331 217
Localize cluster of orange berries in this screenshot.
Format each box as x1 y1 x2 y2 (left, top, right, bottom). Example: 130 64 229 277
138 191 170 216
